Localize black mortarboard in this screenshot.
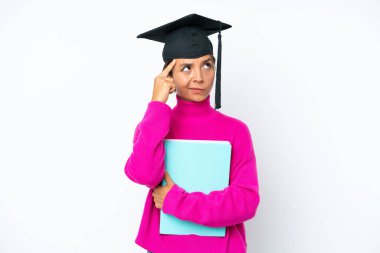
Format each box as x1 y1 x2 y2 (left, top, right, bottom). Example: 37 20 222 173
136 13 232 109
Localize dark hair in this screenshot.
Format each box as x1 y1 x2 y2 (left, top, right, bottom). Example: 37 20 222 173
162 54 216 77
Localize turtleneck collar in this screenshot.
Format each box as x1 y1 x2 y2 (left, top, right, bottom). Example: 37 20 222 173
172 94 217 122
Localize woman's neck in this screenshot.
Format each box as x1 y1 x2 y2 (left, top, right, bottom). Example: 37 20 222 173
172 94 216 122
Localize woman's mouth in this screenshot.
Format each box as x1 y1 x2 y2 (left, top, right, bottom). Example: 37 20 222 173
190 88 204 94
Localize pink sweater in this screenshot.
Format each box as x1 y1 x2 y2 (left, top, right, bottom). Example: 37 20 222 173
124 94 260 253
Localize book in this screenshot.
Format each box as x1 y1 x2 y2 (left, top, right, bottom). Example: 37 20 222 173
159 139 232 237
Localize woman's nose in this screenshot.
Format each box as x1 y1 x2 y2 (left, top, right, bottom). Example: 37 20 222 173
193 68 203 82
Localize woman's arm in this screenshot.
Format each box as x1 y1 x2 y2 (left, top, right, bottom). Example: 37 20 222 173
162 123 260 227
124 100 171 189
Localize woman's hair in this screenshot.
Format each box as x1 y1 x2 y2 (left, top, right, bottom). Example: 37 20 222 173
162 54 216 77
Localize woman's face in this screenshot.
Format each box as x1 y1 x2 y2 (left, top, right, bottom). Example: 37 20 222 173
171 54 215 102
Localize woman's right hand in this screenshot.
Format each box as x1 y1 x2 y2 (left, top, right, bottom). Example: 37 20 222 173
151 59 176 103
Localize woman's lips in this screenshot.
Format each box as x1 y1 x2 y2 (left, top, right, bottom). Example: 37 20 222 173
190 88 204 94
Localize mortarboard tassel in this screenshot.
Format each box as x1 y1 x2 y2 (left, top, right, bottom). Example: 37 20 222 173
215 21 222 110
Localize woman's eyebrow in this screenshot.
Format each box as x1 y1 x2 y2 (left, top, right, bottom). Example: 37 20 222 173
179 57 212 67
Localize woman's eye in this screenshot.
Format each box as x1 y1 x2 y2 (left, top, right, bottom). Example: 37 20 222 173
182 63 212 72
204 63 211 68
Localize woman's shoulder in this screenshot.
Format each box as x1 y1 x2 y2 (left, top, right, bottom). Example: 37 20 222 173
215 112 255 151
215 110 251 133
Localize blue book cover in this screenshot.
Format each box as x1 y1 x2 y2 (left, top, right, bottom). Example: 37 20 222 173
159 139 232 237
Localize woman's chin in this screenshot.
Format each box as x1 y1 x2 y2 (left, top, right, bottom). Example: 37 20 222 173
177 91 209 102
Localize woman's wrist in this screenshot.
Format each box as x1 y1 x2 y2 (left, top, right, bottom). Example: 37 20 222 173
151 96 167 103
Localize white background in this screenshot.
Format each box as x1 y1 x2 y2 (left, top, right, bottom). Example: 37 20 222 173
1 0 379 252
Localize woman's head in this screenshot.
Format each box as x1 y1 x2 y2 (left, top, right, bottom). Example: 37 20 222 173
162 54 216 102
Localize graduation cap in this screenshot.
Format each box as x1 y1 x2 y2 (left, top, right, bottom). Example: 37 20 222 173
136 13 232 109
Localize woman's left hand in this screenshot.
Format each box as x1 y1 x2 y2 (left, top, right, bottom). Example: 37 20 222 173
152 171 175 209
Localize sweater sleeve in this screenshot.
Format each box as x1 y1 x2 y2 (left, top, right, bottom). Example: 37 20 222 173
162 122 260 227
124 100 171 189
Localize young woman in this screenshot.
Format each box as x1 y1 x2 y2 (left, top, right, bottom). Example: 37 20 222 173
125 14 260 253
